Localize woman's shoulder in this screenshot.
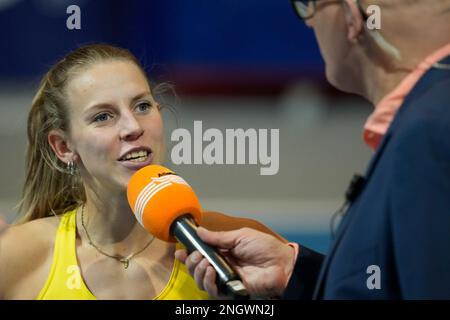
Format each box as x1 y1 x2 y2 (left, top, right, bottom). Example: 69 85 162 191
0 215 61 298
200 210 286 242
1 215 60 247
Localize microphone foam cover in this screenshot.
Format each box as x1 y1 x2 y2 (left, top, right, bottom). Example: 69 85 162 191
127 165 202 242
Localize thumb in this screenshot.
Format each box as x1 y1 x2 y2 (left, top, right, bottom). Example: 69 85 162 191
197 227 243 250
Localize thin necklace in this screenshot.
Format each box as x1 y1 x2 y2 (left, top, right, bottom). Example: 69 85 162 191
80 204 155 269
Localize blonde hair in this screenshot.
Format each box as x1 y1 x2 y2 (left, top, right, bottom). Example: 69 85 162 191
16 44 153 224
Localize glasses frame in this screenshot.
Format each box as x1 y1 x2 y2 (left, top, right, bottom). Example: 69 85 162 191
290 0 317 21
290 0 369 21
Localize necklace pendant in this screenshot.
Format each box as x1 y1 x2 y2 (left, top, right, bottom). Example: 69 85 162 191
120 258 129 269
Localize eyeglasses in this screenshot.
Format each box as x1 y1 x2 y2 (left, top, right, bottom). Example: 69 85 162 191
290 0 317 20
290 0 368 21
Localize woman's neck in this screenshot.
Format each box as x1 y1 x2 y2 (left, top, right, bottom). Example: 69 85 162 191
78 187 154 254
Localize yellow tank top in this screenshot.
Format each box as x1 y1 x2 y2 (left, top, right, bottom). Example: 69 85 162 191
36 209 210 300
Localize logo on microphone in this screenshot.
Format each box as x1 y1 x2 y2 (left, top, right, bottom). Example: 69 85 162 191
158 172 176 178
134 174 190 225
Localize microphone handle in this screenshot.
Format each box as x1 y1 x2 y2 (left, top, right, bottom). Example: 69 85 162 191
171 215 249 299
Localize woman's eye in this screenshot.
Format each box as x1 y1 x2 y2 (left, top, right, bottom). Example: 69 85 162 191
136 102 151 113
93 113 112 122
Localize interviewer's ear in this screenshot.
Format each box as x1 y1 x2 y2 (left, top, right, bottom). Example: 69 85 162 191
342 0 365 43
48 130 78 164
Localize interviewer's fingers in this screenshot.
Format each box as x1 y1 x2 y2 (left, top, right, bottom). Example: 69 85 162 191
174 249 188 263
194 258 210 291
185 250 203 276
197 227 245 249
204 266 219 298
175 249 220 298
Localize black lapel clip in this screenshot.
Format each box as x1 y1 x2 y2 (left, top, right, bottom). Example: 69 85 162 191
330 173 366 237
345 174 366 203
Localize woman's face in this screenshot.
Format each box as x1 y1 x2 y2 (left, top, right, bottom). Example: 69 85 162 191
65 60 165 193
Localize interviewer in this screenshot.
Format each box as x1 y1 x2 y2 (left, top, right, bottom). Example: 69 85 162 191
176 0 450 299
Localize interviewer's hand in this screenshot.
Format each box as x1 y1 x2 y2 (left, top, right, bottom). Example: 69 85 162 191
174 227 296 299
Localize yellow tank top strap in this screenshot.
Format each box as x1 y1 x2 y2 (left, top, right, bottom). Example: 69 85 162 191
36 209 96 300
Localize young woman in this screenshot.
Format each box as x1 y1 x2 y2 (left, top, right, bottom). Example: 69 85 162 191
0 44 282 300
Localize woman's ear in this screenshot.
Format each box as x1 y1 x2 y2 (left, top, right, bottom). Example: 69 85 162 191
343 0 365 43
48 130 76 163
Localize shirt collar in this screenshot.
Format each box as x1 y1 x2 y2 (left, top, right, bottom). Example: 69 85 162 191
363 43 450 150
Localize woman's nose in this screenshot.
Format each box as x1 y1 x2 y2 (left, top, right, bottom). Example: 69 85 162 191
119 112 144 141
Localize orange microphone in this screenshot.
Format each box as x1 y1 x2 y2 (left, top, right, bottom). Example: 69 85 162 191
127 165 248 299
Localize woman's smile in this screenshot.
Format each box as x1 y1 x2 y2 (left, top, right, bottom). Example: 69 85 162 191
118 147 154 170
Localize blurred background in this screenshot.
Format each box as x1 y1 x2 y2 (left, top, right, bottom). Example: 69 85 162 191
0 0 372 253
